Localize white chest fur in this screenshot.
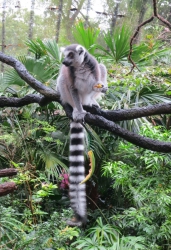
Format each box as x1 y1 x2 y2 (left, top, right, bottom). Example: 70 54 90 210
74 67 95 94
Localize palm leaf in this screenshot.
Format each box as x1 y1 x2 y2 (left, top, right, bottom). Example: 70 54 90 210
97 25 131 63
3 68 26 87
25 38 48 58
40 151 68 180
73 21 100 55
43 39 62 61
85 124 105 160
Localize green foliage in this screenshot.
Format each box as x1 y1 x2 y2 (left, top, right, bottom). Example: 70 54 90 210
131 38 171 67
102 125 171 248
0 208 79 250
72 21 100 55
1 17 171 250
2 39 62 95
96 26 171 67
72 217 118 249
26 38 62 62
106 68 170 132
0 109 68 179
97 25 131 63
0 206 27 248
72 217 146 250
14 211 80 250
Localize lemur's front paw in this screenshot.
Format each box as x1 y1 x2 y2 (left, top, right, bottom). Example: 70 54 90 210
101 87 108 93
93 82 106 92
72 110 86 122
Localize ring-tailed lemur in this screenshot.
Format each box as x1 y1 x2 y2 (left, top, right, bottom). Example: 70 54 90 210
56 44 107 226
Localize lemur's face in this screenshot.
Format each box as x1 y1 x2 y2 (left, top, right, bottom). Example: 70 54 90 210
62 45 85 67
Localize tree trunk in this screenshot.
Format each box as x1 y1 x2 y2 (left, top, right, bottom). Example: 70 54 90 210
110 1 121 35
55 0 63 43
28 0 35 40
0 168 18 177
65 0 85 41
167 5 171 23
1 0 6 72
85 0 91 28
135 0 148 43
0 182 17 196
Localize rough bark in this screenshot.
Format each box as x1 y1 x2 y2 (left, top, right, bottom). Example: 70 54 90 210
63 104 171 153
0 182 17 196
0 168 18 177
0 0 170 159
1 94 171 122
1 50 171 153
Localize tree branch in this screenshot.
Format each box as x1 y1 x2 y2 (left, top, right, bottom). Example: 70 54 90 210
0 168 18 177
1 94 171 122
63 104 171 153
128 0 171 72
85 113 171 153
0 94 59 107
0 182 17 196
0 52 59 99
84 103 171 122
1 47 171 154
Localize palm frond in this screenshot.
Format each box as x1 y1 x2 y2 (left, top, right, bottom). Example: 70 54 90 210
73 21 100 55
43 39 62 61
25 38 47 58
40 151 68 180
85 124 105 160
97 25 131 63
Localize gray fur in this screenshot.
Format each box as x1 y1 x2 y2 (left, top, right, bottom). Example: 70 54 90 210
56 44 108 225
56 44 108 121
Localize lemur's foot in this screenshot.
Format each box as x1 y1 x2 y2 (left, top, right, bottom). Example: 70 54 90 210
72 109 86 122
66 219 83 227
66 216 86 227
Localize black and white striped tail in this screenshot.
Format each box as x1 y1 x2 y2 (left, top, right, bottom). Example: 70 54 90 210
69 121 87 225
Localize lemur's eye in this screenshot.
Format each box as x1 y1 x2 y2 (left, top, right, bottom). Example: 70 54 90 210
68 52 74 59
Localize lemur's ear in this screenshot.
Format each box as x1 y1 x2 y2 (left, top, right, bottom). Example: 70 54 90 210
60 47 65 54
76 45 85 55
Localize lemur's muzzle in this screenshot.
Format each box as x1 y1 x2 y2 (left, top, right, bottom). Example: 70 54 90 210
62 60 72 67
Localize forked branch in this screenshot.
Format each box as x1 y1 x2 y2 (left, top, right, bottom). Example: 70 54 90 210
128 0 171 72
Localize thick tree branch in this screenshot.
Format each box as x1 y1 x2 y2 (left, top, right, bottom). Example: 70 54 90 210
63 104 171 153
0 52 60 99
85 113 171 153
84 103 171 122
1 47 171 154
1 94 171 121
0 94 59 107
0 168 18 177
0 182 17 196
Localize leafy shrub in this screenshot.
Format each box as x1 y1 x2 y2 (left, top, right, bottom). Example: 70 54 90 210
102 125 171 248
